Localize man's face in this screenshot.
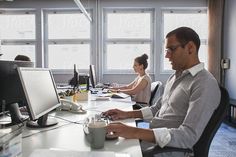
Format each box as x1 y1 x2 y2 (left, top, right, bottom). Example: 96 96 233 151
164 35 189 71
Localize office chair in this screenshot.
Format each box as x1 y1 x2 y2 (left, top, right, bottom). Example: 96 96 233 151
133 81 163 110
149 81 163 106
142 86 230 157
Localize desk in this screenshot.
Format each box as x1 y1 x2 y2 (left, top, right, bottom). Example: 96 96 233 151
21 94 142 157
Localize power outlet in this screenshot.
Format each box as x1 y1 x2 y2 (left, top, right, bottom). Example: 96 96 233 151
221 58 230 69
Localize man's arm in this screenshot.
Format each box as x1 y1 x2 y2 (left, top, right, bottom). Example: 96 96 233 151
103 109 143 120
127 110 143 119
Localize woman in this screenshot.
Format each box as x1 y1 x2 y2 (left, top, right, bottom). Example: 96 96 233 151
110 54 151 104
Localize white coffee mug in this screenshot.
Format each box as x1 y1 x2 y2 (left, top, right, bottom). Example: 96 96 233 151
84 121 107 149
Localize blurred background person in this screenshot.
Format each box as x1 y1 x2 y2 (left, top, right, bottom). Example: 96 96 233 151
109 53 151 104
14 55 31 61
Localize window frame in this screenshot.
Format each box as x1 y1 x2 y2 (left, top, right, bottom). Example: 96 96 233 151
103 8 155 74
0 9 36 62
43 9 93 74
160 8 208 74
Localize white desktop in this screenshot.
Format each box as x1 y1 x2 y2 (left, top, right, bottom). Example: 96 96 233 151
21 92 142 157
0 66 142 157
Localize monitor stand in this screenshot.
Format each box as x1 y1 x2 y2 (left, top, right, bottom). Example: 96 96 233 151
26 114 58 128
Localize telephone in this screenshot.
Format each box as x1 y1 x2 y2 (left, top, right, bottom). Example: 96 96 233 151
59 99 87 114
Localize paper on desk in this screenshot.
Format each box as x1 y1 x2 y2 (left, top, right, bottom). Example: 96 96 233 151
95 96 110 101
29 149 130 157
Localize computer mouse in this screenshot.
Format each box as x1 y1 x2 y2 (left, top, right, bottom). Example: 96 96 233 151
105 132 118 140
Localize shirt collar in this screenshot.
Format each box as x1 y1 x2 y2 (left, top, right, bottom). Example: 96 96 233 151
184 62 204 76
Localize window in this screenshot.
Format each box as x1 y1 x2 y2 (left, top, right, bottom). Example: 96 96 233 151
103 9 154 73
0 10 36 62
162 9 208 71
45 10 91 70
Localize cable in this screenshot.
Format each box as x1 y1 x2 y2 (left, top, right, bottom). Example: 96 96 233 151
22 122 72 138
49 114 84 124
22 115 84 138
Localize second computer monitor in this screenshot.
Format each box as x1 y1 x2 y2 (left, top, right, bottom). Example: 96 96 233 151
89 65 97 88
69 64 79 90
0 60 34 107
0 60 34 127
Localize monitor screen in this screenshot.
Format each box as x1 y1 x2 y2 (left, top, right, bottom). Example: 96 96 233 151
89 65 97 88
0 60 34 127
17 67 61 128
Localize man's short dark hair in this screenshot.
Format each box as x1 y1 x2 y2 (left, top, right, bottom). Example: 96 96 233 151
166 27 201 52
14 55 31 61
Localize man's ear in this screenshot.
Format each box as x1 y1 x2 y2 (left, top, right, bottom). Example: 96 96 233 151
187 41 196 55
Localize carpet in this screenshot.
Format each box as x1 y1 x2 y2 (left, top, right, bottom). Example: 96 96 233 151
209 123 236 157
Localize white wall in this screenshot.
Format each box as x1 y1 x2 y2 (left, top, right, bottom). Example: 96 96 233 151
224 0 236 100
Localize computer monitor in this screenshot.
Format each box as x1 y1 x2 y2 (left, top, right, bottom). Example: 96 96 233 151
0 60 34 127
89 64 97 88
17 67 61 128
69 64 79 90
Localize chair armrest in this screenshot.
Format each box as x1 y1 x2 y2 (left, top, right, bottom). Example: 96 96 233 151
132 102 148 110
142 145 193 157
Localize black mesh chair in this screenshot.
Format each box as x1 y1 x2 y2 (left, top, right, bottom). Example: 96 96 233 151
149 81 163 106
142 86 229 157
133 81 163 110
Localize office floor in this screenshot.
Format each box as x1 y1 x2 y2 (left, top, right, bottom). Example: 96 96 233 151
209 123 236 157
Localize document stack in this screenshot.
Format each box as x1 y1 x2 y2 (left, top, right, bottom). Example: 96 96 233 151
0 124 23 157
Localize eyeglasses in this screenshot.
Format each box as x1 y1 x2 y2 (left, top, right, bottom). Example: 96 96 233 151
165 44 184 54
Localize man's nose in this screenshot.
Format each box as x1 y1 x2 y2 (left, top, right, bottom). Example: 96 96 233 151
165 52 171 58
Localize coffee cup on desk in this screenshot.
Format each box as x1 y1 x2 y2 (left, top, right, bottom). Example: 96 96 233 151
84 120 107 149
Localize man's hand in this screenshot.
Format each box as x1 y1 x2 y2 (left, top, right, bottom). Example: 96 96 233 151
106 122 156 143
106 122 137 139
102 109 129 120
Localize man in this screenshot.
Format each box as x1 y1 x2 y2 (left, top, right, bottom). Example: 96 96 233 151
103 27 220 156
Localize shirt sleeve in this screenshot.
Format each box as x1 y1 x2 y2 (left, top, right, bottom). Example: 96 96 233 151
140 107 171 147
140 107 153 120
153 128 171 148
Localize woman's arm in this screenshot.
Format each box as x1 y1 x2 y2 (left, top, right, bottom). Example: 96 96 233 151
120 79 148 95
109 79 137 91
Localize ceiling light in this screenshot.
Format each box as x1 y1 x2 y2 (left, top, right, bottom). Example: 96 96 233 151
74 0 92 22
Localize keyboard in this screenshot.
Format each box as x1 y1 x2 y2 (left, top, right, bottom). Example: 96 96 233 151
111 93 129 99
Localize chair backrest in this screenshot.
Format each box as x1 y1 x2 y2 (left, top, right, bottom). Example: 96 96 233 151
193 86 229 157
149 81 163 106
